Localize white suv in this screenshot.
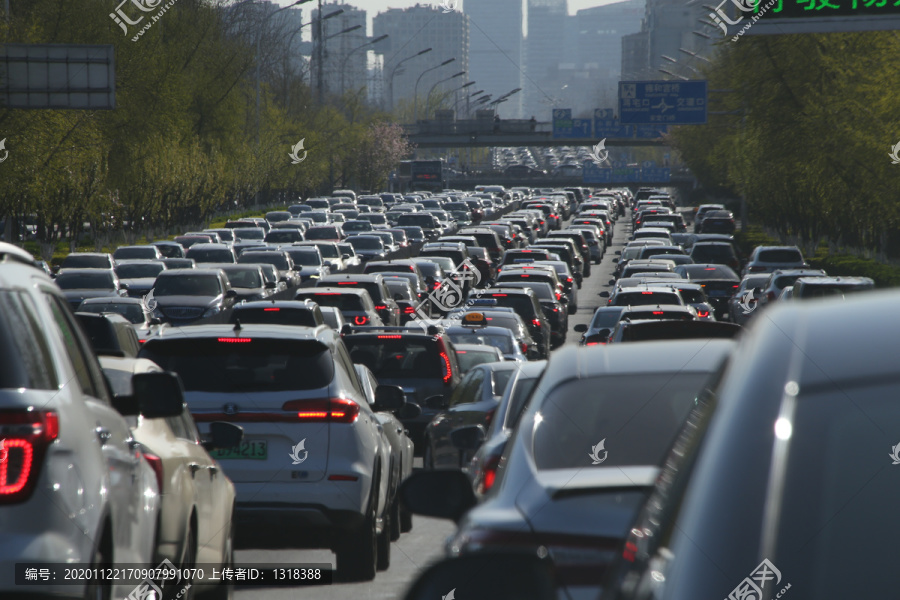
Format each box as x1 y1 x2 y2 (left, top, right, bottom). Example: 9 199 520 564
138 323 399 581
0 243 168 599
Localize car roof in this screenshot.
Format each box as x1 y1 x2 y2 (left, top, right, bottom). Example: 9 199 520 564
80 296 142 305
299 286 368 297
234 300 317 309
55 268 114 275
320 273 383 282
446 326 515 337
187 243 232 250
538 339 736 389
145 323 334 343
158 268 223 276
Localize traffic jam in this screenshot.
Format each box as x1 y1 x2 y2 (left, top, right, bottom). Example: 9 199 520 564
0 186 892 600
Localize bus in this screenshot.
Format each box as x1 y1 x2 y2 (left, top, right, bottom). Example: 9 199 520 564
409 160 445 192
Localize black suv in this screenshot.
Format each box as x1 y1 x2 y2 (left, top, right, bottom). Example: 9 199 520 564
343 326 462 454
473 288 551 358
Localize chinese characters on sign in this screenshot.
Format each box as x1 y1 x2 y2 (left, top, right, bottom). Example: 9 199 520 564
619 81 708 125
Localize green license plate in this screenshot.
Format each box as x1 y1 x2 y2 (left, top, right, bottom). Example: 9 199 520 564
210 440 267 460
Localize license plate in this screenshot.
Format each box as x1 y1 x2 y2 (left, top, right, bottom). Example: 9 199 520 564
210 440 267 460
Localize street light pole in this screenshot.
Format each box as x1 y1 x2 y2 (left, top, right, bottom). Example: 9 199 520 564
388 47 432 111
413 58 455 122
340 34 388 96
424 70 464 117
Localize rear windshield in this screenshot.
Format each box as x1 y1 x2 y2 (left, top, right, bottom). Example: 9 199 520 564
230 307 317 327
349 237 384 250
240 253 290 270
114 247 157 259
674 288 707 303
315 244 339 258
486 294 537 319
398 214 437 227
78 302 145 324
221 268 262 289
0 291 59 389
455 348 502 372
116 263 164 279
62 255 110 269
265 230 303 244
297 292 365 312
362 214 388 225
759 249 804 263
533 372 710 470
306 227 341 239
613 291 682 306
323 280 384 303
798 283 873 298
155 274 221 296
680 265 738 280
449 332 514 354
285 250 321 266
140 338 334 392
232 228 265 240
590 309 625 329
691 244 736 262
55 272 115 290
187 249 234 263
344 221 374 232
344 338 441 379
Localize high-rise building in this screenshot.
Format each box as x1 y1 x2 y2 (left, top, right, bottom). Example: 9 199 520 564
373 5 469 114
464 0 524 118
523 0 567 118
621 0 712 81
311 3 368 98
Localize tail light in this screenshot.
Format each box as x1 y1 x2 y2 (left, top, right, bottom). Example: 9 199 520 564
531 318 541 327
143 452 164 491
520 342 528 354
375 304 387 311
0 410 59 504
439 350 453 385
767 291 776 302
354 316 368 325
404 306 415 314
433 281 441 289
478 455 501 494
555 291 561 301
696 310 710 318
282 398 360 423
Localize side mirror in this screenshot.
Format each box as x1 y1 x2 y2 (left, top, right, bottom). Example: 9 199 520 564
225 289 238 299
202 421 244 451
573 323 588 333
398 401 423 420
373 385 406 412
343 253 351 259
133 371 186 418
450 425 486 451
119 283 129 291
608 279 616 286
399 470 477 522
599 291 610 298
424 395 447 409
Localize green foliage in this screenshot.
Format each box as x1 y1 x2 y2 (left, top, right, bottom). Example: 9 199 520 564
0 0 409 252
808 249 900 289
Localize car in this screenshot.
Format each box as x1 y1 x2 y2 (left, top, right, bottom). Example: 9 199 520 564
462 360 547 497
174 234 215 249
230 226 268 243
422 361 520 470
604 290 900 600
343 327 463 454
401 339 737 600
398 213 443 241
698 209 735 234
74 311 142 358
150 268 238 324
606 319 742 343
728 273 772 324
756 268 828 306
99 353 240 599
353 364 417 538
0 243 163 600
315 273 402 326
602 285 685 308
449 307 540 360
153 240 187 258
674 263 741 319
281 245 331 281
692 203 726 232
238 250 301 289
76 296 161 342
139 324 399 581
230 299 325 327
742 245 809 275
792 275 875 298
617 259 677 281
445 317 527 362
630 227 673 244
113 259 167 298
205 263 275 302
263 228 305 245
530 241 586 280
59 251 115 271
293 241 346 272
575 304 647 345
185 242 238 264
689 241 741 272
113 245 164 261
295 287 384 327
342 219 376 235
396 226 427 244
452 344 505 374
347 234 388 262
473 288 551 358
54 268 127 309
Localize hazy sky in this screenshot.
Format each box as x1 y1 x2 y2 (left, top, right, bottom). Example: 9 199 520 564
271 0 626 39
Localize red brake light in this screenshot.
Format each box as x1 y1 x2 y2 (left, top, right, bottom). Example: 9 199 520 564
404 306 415 314
522 274 530 278
440 351 452 385
733 285 739 288
697 310 710 318
0 410 58 504
338 281 358 285
641 291 653 295
532 318 541 327
354 316 368 325
375 304 387 311
493 294 508 297
704 268 716 271
218 337 252 343
652 311 664 315
143 452 164 491
433 281 441 289
521 342 528 354
263 307 280 312
377 335 403 339
282 398 360 423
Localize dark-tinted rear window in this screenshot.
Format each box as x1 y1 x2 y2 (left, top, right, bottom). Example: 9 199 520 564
486 294 537 319
231 307 317 327
614 291 682 306
61 255 110 269
344 337 441 379
758 249 803 263
264 230 303 244
140 338 333 392
187 249 234 263
680 265 739 280
55 271 116 290
0 292 58 389
78 302 145 324
297 292 364 312
155 274 221 296
240 253 290 270
691 244 737 263
398 214 437 228
115 263 164 279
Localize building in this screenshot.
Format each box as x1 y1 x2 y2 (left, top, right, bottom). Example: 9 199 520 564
374 4 469 114
464 0 524 118
311 3 368 98
523 0 567 118
621 0 713 81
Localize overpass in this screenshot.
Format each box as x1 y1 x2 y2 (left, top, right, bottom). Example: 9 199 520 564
403 119 669 148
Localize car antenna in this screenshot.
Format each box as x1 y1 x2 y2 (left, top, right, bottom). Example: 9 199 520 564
234 319 242 333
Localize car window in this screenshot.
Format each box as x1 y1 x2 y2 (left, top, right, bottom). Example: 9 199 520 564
759 249 803 262
299 292 364 312
344 338 442 380
140 338 334 392
491 369 514 397
231 307 317 326
222 268 262 289
591 309 625 329
155 274 221 296
76 302 146 324
115 263 164 279
0 291 59 390
449 369 486 407
504 375 540 430
614 291 682 306
45 294 107 401
55 271 116 290
533 372 711 470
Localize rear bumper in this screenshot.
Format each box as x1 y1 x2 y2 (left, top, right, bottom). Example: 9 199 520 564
234 503 366 549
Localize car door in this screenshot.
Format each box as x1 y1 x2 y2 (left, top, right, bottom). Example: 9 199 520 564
44 294 152 567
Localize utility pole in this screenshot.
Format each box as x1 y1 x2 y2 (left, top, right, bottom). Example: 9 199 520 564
316 0 324 104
